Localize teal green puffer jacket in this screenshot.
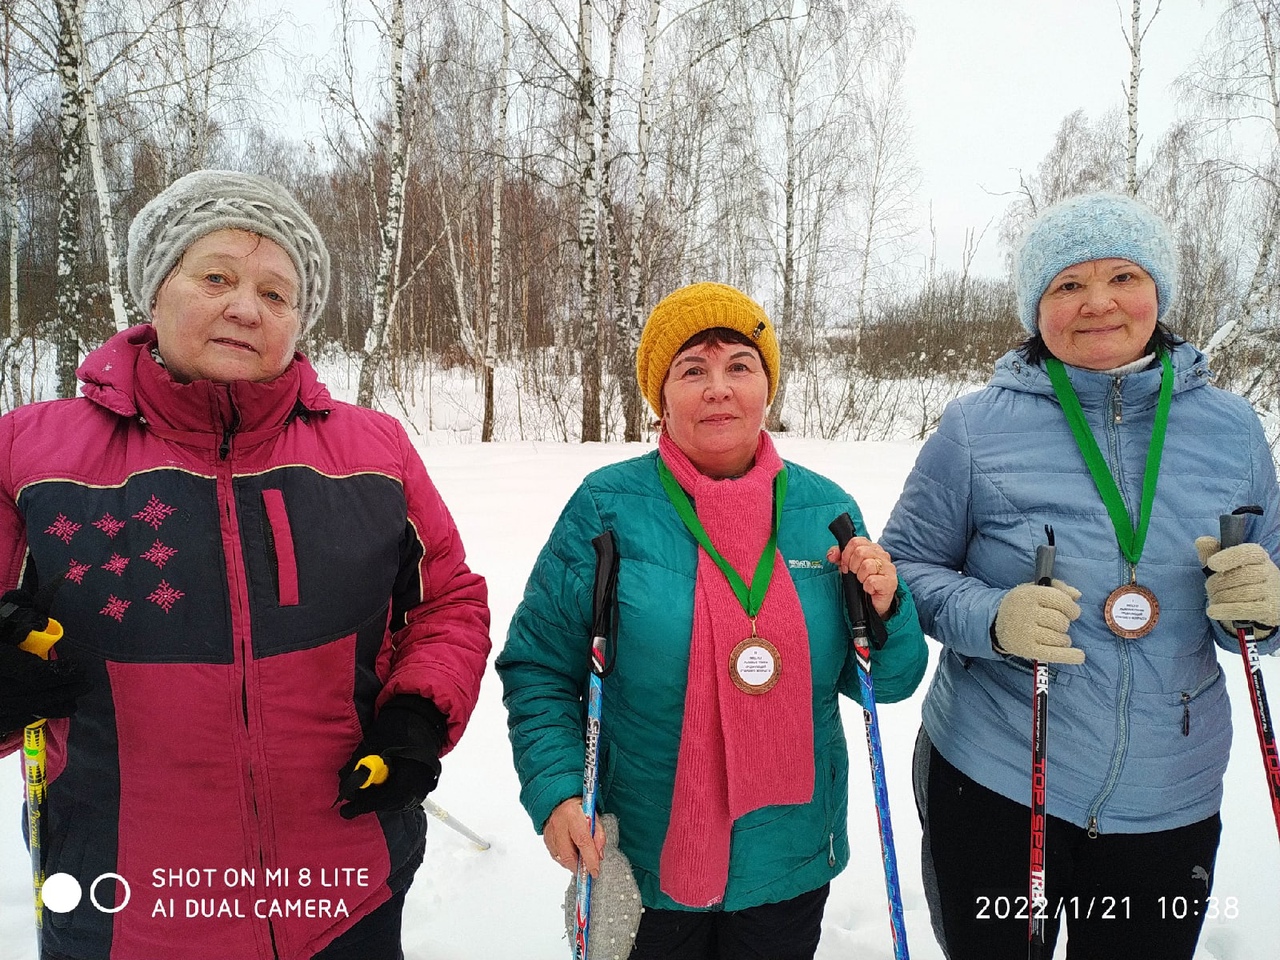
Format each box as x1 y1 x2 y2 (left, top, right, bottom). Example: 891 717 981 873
496 449 927 912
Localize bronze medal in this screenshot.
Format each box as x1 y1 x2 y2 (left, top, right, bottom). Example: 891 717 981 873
729 635 781 695
1104 582 1160 639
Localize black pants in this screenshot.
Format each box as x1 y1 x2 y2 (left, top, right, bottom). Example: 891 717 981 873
629 884 830 960
310 889 407 960
913 727 1222 960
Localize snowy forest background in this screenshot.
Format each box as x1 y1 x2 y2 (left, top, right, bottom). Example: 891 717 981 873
0 0 1277 448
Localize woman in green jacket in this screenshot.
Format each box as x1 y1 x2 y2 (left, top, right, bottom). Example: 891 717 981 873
496 282 927 960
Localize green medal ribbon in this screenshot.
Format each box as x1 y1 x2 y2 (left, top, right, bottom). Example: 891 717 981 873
1045 351 1173 567
657 459 788 618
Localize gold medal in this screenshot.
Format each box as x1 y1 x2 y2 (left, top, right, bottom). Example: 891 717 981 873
1104 581 1160 639
729 622 781 695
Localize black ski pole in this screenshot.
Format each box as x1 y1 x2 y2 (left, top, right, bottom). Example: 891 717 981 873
1218 506 1280 845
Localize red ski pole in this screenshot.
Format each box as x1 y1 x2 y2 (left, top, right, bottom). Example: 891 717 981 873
1029 526 1054 960
1218 506 1280 844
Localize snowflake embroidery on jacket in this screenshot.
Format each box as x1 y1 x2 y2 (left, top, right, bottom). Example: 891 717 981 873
133 495 177 530
45 514 81 544
146 580 185 613
141 540 178 569
102 553 130 576
65 560 92 585
100 595 131 622
93 513 127 539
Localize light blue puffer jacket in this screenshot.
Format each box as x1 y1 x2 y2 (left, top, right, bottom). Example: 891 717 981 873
497 449 927 911
880 342 1280 834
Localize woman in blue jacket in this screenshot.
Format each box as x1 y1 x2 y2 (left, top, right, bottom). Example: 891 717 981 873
880 192 1280 960
497 282 927 960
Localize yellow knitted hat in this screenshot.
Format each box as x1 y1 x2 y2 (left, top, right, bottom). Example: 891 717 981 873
636 282 779 417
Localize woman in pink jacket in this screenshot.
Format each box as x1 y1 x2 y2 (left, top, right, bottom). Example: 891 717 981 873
0 171 491 960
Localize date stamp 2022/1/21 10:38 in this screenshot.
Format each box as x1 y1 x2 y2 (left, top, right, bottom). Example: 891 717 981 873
973 894 1241 924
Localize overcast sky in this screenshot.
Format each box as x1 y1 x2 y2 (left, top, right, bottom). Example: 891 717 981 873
271 1 1228 281
903 0 1225 277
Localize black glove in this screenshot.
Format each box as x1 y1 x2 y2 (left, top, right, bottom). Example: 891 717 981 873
336 695 446 820
0 586 91 734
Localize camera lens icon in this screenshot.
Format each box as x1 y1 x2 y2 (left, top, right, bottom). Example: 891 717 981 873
42 873 131 914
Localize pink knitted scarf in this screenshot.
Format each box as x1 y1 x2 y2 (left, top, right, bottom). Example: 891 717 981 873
657 431 815 906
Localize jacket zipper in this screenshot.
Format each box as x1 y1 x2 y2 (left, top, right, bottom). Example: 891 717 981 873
1180 668 1222 737
1086 376 1134 838
219 404 241 460
213 391 274 953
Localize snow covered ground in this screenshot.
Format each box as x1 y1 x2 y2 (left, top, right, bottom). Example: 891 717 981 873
3 437 1279 960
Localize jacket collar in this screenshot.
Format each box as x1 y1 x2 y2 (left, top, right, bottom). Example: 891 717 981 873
78 324 334 450
990 340 1211 411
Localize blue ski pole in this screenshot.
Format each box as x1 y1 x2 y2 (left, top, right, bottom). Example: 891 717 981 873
573 531 619 960
830 513 909 960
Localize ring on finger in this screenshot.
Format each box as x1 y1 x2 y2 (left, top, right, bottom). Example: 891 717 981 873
870 557 883 574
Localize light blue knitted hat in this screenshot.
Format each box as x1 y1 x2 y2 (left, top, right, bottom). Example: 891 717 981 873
1013 192 1178 335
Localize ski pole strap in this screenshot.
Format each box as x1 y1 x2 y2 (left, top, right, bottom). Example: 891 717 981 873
589 532 620 677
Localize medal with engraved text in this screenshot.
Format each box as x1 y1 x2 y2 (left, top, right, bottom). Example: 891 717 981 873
729 620 781 695
1104 571 1160 639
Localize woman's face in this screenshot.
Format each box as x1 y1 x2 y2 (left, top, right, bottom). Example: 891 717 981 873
1037 258 1159 371
151 229 302 384
661 339 769 478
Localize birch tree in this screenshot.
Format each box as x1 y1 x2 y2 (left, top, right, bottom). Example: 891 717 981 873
620 0 660 440
1121 0 1162 196
741 0 909 429
576 0 602 442
482 0 511 442
356 0 409 408
53 0 85 398
1 5 25 408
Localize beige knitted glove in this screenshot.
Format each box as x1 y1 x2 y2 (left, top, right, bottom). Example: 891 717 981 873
1194 538 1280 640
562 813 641 960
993 580 1085 665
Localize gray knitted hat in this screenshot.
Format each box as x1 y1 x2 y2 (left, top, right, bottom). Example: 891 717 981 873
127 170 331 332
1013 192 1178 335
562 814 642 960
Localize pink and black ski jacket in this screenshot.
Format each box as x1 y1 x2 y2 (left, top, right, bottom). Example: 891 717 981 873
0 325 490 960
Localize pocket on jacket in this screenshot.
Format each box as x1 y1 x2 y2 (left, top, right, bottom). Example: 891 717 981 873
1168 666 1223 738
261 489 299 607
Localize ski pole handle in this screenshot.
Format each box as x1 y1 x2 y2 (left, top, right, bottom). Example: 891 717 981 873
18 617 63 660
1035 527 1055 587
353 755 390 789
1218 508 1258 551
828 513 869 630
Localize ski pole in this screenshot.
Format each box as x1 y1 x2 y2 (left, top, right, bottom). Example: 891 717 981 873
348 756 491 850
424 798 490 850
18 613 65 952
1218 506 1280 844
829 514 909 960
573 531 619 960
1029 526 1055 960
